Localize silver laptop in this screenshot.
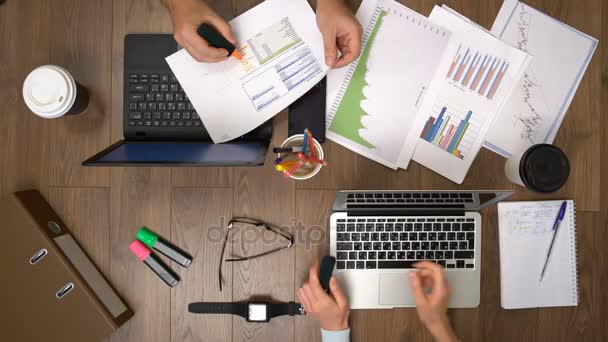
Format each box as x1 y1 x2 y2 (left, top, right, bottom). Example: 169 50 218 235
329 190 512 309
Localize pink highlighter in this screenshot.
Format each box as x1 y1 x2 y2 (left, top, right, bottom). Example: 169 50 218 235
129 240 180 287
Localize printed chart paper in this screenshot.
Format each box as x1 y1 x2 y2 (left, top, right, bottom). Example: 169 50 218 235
167 0 329 143
484 0 598 157
400 6 531 183
326 0 450 168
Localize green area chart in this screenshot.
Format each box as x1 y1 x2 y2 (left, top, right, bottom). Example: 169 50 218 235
328 9 387 149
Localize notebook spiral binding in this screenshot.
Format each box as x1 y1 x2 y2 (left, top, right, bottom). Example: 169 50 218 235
570 201 579 305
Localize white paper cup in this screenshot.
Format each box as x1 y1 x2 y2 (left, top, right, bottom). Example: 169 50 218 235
22 65 89 118
277 134 324 180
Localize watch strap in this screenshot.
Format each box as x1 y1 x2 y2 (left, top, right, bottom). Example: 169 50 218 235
268 301 305 318
188 302 248 319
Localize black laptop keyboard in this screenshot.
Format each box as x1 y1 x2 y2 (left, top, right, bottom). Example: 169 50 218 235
127 73 202 128
335 217 476 270
346 192 474 204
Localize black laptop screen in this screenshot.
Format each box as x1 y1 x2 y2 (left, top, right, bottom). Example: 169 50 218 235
90 141 266 165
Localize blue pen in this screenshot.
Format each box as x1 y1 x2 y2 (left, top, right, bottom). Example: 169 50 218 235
539 201 567 281
302 129 309 155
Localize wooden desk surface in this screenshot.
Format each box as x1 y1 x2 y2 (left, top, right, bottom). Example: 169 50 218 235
0 0 605 341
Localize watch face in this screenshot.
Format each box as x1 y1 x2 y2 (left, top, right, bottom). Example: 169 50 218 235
248 303 268 322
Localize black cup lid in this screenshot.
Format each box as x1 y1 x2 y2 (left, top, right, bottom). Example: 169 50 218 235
519 144 570 193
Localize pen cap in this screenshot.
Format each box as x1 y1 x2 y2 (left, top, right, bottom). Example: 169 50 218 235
136 227 159 248
129 240 151 261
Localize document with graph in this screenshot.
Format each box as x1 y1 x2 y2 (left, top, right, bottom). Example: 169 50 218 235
483 0 598 157
166 0 329 143
326 0 451 168
399 5 531 183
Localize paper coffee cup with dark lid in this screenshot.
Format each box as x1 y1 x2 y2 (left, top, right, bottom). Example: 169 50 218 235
22 65 89 118
505 144 570 193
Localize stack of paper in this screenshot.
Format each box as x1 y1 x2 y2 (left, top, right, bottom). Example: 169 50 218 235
326 0 531 183
484 0 598 157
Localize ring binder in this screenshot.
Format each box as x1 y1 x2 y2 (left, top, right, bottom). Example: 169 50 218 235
1 190 133 341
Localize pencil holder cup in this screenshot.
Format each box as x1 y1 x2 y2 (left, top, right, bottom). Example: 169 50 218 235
277 134 324 180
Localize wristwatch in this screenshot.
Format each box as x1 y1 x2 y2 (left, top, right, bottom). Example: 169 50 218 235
188 301 305 322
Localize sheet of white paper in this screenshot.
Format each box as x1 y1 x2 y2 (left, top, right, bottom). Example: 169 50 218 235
483 0 598 157
399 6 531 183
166 0 329 143
325 0 450 168
498 200 578 309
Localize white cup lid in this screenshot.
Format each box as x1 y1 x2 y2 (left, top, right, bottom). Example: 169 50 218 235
23 65 76 118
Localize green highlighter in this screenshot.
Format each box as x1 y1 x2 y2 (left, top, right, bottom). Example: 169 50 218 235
136 227 192 268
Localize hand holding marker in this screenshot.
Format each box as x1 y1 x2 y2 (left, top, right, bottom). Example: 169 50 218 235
197 23 243 60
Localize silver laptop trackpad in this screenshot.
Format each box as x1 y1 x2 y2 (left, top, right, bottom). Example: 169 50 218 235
379 273 415 305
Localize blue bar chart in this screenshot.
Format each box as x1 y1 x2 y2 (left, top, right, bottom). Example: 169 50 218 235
419 105 478 159
445 45 510 100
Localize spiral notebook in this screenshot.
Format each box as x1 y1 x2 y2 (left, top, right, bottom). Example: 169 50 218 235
498 200 579 309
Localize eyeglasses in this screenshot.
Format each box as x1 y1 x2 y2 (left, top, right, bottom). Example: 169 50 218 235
218 217 293 291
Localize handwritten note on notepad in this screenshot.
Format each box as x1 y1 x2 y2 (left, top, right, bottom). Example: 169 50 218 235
498 200 578 309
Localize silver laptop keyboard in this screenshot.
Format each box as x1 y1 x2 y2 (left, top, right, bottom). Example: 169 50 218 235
335 217 476 270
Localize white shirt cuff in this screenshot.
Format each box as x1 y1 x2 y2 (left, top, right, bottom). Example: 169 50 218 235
321 328 350 342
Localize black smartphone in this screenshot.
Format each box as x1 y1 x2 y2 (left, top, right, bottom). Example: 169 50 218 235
288 77 326 142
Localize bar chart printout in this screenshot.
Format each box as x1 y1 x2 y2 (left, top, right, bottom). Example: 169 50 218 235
420 106 475 160
445 44 510 100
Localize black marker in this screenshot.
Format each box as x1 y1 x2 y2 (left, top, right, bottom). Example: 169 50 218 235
319 256 336 293
197 23 242 60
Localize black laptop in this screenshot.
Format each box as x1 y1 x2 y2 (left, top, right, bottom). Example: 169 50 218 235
83 34 272 166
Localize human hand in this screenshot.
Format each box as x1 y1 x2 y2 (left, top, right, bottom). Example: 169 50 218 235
409 261 458 342
316 0 362 68
297 261 350 331
163 0 236 62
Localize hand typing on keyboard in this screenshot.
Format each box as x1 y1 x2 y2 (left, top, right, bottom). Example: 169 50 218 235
299 259 460 342
297 261 350 332
409 261 459 342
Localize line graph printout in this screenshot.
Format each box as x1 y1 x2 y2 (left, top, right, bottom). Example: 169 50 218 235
166 0 329 143
484 0 598 157
326 0 450 168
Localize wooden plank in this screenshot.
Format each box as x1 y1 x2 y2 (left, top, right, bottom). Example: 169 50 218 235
108 3 174 340
171 188 233 342
232 111 296 342
294 190 333 342
172 168 233 188
48 0 112 187
0 0 50 194
108 168 172 342
600 2 608 339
